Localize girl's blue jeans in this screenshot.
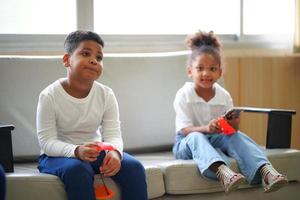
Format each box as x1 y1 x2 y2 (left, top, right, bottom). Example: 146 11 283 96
0 165 6 200
38 151 148 200
173 131 270 184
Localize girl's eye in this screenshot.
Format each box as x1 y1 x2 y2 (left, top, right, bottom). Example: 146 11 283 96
211 67 217 72
196 66 203 71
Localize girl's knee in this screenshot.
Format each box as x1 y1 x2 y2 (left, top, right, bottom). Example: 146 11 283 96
231 131 250 141
186 132 207 146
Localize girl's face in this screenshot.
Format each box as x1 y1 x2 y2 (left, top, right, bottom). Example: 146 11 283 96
188 53 222 90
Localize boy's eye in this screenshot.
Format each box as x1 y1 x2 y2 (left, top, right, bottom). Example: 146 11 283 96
96 55 103 61
82 51 90 57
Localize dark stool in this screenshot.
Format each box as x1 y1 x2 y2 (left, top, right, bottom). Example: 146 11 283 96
0 125 15 172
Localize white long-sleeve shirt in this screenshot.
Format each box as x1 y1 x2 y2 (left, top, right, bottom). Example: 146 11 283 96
36 79 123 157
173 82 233 133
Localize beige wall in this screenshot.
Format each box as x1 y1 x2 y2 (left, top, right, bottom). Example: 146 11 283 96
223 55 300 149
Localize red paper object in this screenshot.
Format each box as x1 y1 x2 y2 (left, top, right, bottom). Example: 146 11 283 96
95 142 115 151
218 118 237 135
95 184 115 200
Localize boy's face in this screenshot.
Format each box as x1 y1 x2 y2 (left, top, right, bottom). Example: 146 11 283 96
187 53 222 89
63 40 104 82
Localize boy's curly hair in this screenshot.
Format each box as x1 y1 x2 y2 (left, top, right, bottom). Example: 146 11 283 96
64 30 104 54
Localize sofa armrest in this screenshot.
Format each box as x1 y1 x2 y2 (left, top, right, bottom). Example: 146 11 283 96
236 107 296 149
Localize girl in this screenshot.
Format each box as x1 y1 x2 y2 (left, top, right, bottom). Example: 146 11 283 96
173 31 288 193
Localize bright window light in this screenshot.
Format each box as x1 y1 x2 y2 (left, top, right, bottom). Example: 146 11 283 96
243 0 295 35
94 0 240 34
0 0 76 34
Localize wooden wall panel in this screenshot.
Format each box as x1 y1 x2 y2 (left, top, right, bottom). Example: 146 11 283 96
223 55 300 149
223 57 240 105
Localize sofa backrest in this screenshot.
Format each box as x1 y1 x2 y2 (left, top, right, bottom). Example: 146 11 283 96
0 53 189 158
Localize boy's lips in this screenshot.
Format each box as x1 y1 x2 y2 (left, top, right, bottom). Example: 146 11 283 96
85 67 98 73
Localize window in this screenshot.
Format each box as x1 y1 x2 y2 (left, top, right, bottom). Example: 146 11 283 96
0 0 296 54
243 0 294 35
94 0 240 35
0 0 76 34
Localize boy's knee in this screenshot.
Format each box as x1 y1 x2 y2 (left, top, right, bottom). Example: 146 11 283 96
122 156 145 175
62 159 93 179
0 165 5 196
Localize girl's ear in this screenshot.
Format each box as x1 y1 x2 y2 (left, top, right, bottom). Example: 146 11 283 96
218 68 223 77
63 53 70 67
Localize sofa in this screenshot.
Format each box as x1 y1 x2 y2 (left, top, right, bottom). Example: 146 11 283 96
1 55 300 200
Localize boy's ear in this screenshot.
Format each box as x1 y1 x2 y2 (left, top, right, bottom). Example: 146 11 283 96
187 66 192 78
63 53 70 67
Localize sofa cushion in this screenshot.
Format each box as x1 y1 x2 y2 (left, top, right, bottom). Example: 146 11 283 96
6 162 165 200
135 149 300 195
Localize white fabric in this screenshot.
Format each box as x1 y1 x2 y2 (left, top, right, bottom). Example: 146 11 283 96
173 82 233 133
36 79 123 157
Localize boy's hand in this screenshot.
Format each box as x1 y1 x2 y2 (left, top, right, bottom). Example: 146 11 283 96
100 150 121 177
206 118 222 134
75 142 100 162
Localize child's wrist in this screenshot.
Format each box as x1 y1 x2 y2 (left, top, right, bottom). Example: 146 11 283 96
74 146 80 158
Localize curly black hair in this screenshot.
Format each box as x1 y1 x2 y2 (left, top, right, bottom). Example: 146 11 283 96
185 31 222 67
64 30 104 54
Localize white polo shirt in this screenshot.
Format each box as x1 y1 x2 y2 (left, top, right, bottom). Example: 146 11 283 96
173 82 233 133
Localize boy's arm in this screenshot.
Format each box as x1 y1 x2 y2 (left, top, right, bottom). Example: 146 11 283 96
36 93 78 157
100 90 123 158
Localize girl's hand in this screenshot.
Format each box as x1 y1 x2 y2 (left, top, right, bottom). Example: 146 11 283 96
75 142 100 162
100 150 121 177
206 118 222 134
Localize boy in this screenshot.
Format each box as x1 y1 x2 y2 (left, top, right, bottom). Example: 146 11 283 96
36 30 147 200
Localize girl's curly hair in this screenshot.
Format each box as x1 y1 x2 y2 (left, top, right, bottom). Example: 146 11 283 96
185 31 223 67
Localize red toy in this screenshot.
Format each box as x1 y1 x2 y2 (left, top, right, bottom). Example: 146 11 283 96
94 142 116 200
217 117 236 135
95 174 115 200
95 142 115 151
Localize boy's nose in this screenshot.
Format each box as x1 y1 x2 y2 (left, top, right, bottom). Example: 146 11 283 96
89 59 97 65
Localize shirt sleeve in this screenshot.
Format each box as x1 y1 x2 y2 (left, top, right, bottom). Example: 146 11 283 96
225 92 234 111
101 90 123 157
173 91 194 133
36 93 78 157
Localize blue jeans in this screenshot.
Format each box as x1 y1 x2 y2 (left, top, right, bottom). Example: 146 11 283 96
0 165 5 200
173 131 270 184
38 152 148 200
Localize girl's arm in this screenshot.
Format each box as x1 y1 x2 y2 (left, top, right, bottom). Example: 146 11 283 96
181 118 222 135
